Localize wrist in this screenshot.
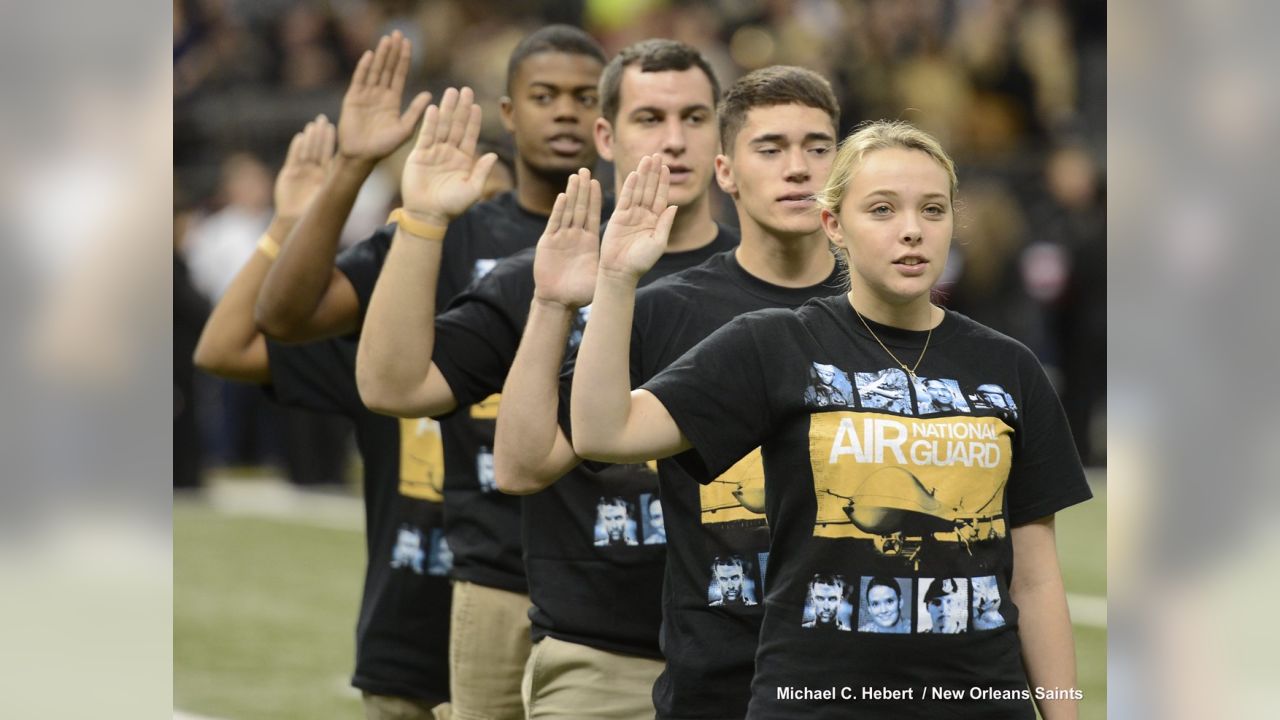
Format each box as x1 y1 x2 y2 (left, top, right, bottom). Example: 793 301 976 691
530 294 580 316
389 208 448 241
597 266 643 288
400 206 453 228
334 153 377 178
265 217 296 246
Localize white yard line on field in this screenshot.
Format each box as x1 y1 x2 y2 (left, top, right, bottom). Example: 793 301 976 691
1068 592 1107 628
193 476 364 532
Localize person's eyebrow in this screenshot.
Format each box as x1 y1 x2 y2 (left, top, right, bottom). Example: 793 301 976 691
750 131 836 144
527 81 599 93
862 189 950 202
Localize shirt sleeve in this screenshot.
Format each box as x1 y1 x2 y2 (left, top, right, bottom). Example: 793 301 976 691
640 312 778 482
263 338 360 417
431 254 533 408
335 224 394 314
1004 348 1094 525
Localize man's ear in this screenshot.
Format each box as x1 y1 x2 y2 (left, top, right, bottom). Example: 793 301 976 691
594 117 614 162
714 154 737 197
499 96 516 134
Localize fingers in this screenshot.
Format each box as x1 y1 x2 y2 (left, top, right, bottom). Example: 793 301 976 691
654 163 670 213
640 153 661 210
546 188 568 235
350 50 373 91
368 34 393 89
445 87 474 147
318 115 337 165
417 103 440 151
389 35 411 94
560 174 579 229
297 120 317 165
587 178 603 237
285 129 304 168
655 204 679 245
378 31 404 87
571 168 591 230
460 103 482 157
400 91 432 135
469 152 500 193
432 87 459 144
616 160 640 211
313 115 332 161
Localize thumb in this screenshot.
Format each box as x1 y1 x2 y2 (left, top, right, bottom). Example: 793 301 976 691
468 152 500 192
400 92 432 134
655 205 679 246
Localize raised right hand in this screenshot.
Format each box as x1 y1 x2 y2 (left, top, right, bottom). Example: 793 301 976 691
533 168 602 309
337 30 432 163
400 87 499 227
274 115 336 220
597 154 678 283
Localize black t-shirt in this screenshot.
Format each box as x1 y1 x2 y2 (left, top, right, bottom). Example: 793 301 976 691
337 190 550 592
265 337 452 703
561 250 843 719
431 226 739 655
643 295 1093 719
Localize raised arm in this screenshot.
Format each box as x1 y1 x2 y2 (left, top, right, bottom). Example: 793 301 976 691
195 117 335 382
493 169 599 494
356 87 498 417
570 155 690 464
1010 516 1080 720
255 31 431 341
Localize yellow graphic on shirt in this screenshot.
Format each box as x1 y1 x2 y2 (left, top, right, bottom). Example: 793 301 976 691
700 448 766 524
809 412 1012 562
470 393 501 420
399 417 445 502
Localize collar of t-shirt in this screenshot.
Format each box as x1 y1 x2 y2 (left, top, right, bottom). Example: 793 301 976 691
717 248 844 307
820 294 963 350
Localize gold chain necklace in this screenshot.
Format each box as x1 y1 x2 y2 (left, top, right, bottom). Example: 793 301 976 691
852 305 934 382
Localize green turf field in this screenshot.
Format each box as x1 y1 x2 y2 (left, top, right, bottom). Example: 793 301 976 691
175 477 1106 719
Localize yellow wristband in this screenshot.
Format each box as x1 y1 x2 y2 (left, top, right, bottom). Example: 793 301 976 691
257 233 280 260
389 208 447 241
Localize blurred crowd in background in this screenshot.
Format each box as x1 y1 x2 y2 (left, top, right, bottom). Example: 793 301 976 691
173 0 1106 489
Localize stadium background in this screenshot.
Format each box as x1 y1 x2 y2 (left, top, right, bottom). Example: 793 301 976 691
173 1 1106 717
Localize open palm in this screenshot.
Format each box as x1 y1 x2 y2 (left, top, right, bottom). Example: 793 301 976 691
401 86 498 226
274 115 335 219
338 31 431 162
598 154 678 283
533 169 601 309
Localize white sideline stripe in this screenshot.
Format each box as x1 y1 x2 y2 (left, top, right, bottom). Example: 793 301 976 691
1068 593 1106 628
203 478 363 532
175 711 230 720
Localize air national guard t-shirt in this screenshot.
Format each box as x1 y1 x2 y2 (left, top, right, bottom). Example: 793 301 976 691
558 250 842 719
265 337 452 703
430 226 738 657
337 190 549 592
643 295 1093 719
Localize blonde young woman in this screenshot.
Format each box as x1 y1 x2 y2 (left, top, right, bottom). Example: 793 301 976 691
570 121 1091 719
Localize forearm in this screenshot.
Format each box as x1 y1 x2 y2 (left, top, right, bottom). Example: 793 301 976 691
194 217 292 383
355 224 446 415
256 155 371 338
1012 520 1079 720
571 273 641 460
495 298 581 494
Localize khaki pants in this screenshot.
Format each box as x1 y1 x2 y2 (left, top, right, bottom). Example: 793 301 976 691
522 636 664 719
449 580 533 720
362 693 451 720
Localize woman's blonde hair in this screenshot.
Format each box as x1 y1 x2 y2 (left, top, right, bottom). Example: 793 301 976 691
815 120 958 213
